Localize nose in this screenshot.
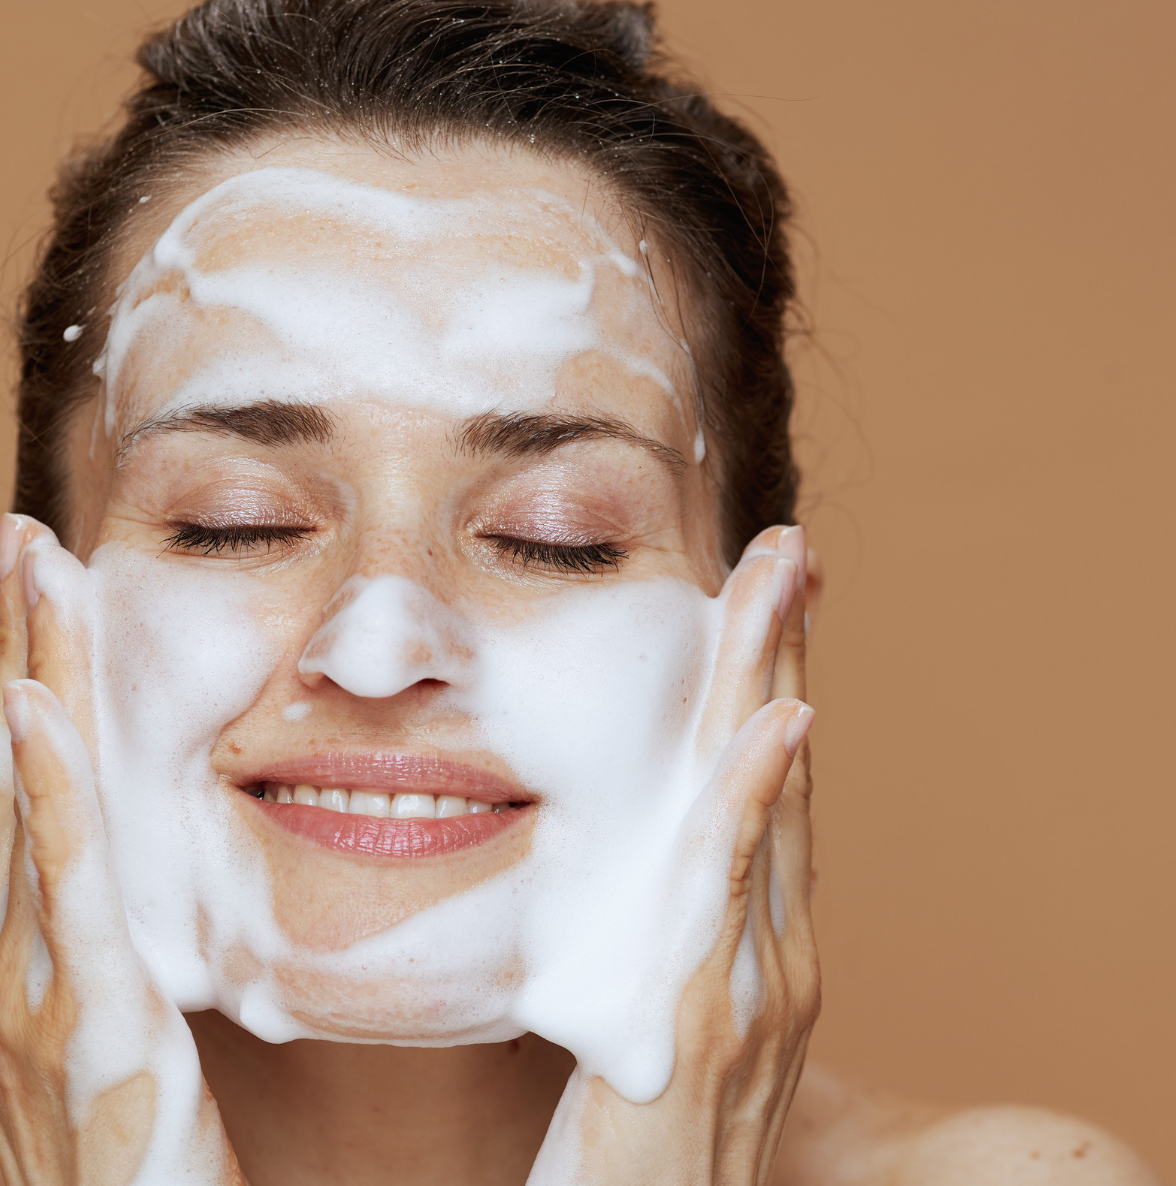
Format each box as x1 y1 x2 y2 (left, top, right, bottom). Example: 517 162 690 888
297 574 476 698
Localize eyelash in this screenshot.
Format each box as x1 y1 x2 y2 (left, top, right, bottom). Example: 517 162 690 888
160 523 626 574
491 536 627 575
162 523 312 556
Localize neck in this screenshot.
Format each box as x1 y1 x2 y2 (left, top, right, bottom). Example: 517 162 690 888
187 1010 575 1186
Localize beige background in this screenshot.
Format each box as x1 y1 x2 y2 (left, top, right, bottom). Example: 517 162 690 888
2 0 1173 1177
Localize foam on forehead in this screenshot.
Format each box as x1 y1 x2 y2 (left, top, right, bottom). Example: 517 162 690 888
95 166 680 437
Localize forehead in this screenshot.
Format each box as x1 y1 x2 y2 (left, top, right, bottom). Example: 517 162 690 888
98 144 693 440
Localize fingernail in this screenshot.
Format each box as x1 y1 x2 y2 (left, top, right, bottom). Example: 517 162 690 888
20 550 39 611
741 529 782 560
777 525 807 588
783 702 815 757
4 683 30 744
777 559 799 620
0 515 19 581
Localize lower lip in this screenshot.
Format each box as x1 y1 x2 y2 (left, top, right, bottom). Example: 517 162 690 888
249 799 528 858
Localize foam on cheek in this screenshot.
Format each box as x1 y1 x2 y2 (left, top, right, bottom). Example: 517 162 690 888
86 545 287 1008
95 167 678 435
77 168 745 1107
469 581 734 1100
82 536 747 1104
273 573 737 1101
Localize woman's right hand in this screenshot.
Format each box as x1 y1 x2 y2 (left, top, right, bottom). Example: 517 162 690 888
0 515 242 1186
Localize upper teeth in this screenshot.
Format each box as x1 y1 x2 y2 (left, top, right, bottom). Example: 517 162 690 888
261 783 506 817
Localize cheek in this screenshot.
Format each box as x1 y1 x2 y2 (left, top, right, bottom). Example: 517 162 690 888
468 579 714 799
455 579 730 1101
87 544 289 1006
92 547 280 752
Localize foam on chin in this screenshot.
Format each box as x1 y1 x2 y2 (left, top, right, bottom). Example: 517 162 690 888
86 548 738 1102
72 166 755 1110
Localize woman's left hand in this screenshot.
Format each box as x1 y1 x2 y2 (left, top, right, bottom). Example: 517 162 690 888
530 524 819 1186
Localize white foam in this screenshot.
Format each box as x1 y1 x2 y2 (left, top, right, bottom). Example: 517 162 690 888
49 164 779 1171
94 167 677 438
77 546 747 1103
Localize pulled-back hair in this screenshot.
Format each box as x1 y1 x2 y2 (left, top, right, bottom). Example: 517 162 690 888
16 0 799 560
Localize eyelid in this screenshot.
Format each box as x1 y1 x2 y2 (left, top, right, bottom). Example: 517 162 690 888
122 447 347 526
473 506 629 547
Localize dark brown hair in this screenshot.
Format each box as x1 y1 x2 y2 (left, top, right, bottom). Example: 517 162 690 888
16 0 799 561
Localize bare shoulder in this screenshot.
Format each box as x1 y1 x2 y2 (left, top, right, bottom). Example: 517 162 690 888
773 1063 1163 1186
894 1103 1163 1185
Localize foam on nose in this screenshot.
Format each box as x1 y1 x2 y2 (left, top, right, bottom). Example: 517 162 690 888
297 574 476 698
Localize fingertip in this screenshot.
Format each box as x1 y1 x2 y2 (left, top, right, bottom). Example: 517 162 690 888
781 700 815 758
3 679 32 743
741 525 788 559
777 525 807 587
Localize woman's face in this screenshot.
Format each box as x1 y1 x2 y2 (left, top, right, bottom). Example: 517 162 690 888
58 139 737 1098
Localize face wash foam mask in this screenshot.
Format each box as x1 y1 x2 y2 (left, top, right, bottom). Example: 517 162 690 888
65 166 765 1106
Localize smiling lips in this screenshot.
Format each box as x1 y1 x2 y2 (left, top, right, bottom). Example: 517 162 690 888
242 753 532 858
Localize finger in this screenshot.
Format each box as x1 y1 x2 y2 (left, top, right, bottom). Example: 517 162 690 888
0 517 62 915
4 681 107 903
730 704 816 1039
2 681 137 994
697 529 799 756
0 808 49 1026
21 537 96 741
768 525 807 704
0 516 62 690
767 732 819 997
725 699 815 901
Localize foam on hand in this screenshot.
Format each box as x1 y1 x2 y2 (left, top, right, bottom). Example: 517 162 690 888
54 165 768 1152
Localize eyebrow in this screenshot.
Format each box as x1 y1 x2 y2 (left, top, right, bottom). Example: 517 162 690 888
118 400 336 463
116 401 687 474
456 411 687 472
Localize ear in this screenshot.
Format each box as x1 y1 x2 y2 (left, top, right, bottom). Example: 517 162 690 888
804 547 825 635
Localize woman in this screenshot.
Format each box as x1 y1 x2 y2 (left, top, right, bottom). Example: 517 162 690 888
0 1 1159 1183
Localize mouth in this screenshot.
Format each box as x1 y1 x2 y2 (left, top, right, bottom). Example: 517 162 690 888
237 753 534 859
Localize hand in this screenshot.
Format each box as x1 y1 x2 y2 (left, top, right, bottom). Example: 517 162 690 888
529 525 819 1186
0 515 243 1186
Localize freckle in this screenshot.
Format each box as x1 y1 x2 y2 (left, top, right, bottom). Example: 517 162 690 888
1073 1142 1091 1159
1030 1151 1041 1160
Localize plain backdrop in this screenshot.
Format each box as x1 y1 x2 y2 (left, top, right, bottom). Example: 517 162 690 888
2 0 1173 1177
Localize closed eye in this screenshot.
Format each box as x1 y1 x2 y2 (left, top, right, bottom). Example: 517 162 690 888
491 536 627 575
162 522 313 556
